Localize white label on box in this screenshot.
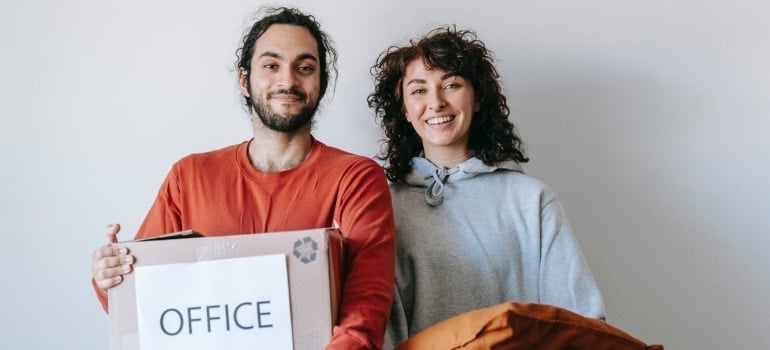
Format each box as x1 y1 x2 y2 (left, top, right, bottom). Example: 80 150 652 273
134 254 293 350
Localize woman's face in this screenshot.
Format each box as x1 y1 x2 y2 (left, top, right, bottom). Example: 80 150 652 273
401 58 478 158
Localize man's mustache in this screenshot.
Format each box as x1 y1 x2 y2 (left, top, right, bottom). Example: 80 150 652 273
268 89 307 100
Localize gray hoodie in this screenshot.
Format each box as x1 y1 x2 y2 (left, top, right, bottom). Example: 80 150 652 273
384 156 606 349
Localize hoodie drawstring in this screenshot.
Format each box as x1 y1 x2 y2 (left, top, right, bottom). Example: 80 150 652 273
425 168 449 206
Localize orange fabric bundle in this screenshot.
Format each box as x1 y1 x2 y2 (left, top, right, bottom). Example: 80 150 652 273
396 302 663 350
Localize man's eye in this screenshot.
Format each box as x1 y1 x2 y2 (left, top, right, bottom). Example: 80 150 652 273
263 64 278 69
298 66 315 73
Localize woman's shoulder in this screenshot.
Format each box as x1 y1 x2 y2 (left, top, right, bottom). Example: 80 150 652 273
478 168 562 205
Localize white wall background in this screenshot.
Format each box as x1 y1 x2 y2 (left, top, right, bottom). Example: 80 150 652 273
1 0 768 349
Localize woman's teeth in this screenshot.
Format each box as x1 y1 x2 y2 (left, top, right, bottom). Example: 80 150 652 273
426 115 455 125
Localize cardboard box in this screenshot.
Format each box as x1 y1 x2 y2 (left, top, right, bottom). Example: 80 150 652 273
109 228 344 350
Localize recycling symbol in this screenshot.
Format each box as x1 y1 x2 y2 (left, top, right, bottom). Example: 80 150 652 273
293 236 319 264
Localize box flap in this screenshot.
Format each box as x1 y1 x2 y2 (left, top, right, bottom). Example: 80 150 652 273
132 230 203 242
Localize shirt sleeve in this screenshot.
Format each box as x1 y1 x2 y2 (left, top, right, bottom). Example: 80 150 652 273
91 164 183 313
134 164 184 239
326 161 396 349
92 278 109 312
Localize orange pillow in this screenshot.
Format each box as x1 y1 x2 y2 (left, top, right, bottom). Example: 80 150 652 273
396 302 663 350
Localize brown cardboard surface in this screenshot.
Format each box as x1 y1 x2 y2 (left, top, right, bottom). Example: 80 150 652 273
109 228 344 350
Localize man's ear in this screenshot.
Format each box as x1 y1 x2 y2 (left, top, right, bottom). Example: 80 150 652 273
238 68 251 97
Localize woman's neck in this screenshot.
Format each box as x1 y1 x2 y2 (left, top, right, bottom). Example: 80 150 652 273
423 147 473 169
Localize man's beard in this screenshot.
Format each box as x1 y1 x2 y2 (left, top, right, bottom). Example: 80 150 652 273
253 88 318 132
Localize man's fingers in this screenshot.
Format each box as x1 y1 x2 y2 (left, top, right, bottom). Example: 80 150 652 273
91 244 129 262
95 262 134 279
93 253 134 271
105 223 121 245
93 258 134 291
92 223 131 292
96 274 124 291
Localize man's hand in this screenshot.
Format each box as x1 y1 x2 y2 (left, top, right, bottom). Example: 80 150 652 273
91 224 135 292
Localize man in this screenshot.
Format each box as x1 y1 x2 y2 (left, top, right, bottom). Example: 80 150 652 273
90 7 395 349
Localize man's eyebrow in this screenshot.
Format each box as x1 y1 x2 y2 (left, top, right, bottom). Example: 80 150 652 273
258 51 318 63
259 51 282 59
296 53 318 62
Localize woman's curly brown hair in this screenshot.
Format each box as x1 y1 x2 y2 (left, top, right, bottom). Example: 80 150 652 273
368 26 529 184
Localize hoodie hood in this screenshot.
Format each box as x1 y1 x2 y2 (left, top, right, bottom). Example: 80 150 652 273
405 156 524 206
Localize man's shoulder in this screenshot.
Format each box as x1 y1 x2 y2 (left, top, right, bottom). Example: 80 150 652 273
314 140 379 168
174 141 247 167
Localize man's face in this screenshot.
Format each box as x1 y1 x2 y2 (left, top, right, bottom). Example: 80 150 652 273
239 24 321 132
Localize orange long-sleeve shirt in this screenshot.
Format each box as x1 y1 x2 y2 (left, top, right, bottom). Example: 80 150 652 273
94 139 396 349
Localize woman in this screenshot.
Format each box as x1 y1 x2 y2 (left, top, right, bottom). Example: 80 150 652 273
368 27 606 348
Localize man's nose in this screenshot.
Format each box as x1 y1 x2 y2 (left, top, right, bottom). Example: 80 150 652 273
276 67 299 88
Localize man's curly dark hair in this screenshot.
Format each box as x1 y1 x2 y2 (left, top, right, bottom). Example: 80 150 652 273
368 26 529 184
